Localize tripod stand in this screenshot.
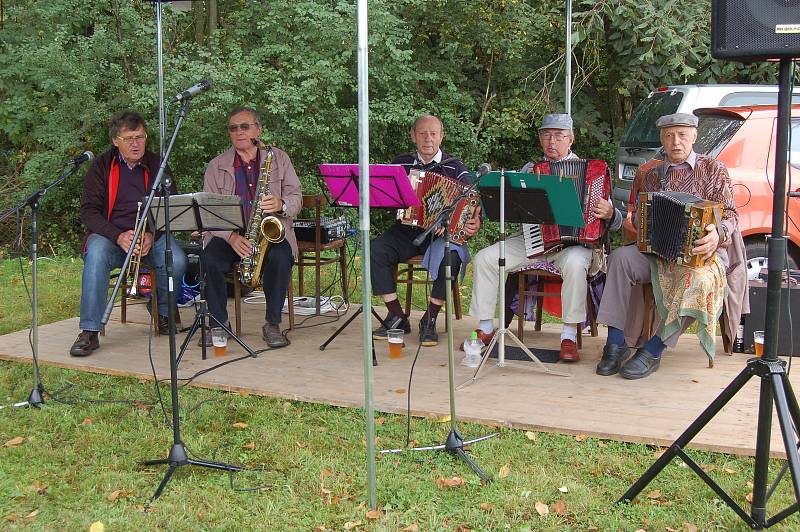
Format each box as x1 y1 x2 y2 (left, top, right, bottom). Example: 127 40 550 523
380 194 496 482
0 157 90 408
619 59 800 529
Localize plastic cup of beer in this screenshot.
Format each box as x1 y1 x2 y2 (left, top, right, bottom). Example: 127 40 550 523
753 330 765 358
211 327 227 357
387 329 405 359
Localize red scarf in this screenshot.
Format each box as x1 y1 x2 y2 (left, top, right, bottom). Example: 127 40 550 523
107 156 150 219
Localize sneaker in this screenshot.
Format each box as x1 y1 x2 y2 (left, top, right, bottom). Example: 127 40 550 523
372 314 411 340
419 317 439 347
70 330 100 357
262 323 289 348
147 299 181 334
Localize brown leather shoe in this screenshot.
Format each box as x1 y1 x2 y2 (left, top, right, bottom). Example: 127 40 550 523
70 330 100 357
459 329 496 351
262 323 289 349
559 339 580 362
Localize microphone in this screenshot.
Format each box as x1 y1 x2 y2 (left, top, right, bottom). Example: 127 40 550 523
170 79 213 103
67 151 94 166
477 162 492 177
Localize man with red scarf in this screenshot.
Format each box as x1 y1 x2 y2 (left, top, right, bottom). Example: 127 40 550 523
69 111 187 357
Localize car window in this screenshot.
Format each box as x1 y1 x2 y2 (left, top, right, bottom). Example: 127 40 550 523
791 119 800 170
695 115 745 157
719 92 800 106
621 91 683 148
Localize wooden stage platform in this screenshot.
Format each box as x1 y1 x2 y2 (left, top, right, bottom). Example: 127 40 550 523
1 300 797 458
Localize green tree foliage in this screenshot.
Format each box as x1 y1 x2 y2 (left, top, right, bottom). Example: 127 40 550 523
0 0 783 253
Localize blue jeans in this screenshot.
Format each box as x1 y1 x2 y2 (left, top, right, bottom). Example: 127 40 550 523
79 232 188 331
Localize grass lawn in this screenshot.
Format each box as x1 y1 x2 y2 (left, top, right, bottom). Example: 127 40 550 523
1 254 798 530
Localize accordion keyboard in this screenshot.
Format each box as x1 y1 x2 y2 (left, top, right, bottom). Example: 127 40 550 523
522 223 544 258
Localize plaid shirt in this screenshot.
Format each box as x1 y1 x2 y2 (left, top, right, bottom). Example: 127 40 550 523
233 152 260 221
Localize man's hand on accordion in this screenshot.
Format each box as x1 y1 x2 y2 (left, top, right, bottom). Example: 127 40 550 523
692 224 720 261
463 205 482 238
591 198 615 220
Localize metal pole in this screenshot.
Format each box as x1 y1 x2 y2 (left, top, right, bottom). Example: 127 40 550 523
155 0 166 157
565 0 572 115
356 0 377 511
498 169 506 366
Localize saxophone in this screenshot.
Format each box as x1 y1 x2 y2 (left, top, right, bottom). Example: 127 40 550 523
239 140 286 288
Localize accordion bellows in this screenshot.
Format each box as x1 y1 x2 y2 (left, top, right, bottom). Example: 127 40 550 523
637 191 723 268
398 169 479 245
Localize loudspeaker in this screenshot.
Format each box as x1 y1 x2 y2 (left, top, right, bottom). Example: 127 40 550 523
743 280 800 356
711 0 800 62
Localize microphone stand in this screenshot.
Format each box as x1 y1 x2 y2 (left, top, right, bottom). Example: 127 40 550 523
383 195 497 483
1 162 84 409
108 99 241 501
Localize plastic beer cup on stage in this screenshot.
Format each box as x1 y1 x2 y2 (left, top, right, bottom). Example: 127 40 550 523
753 330 764 357
211 327 227 357
387 329 404 359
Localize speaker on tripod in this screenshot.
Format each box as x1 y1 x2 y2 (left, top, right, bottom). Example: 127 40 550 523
711 0 800 62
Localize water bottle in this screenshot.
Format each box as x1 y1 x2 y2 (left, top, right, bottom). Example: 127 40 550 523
462 331 484 368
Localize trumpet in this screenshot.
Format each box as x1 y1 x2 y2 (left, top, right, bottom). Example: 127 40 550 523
125 202 147 297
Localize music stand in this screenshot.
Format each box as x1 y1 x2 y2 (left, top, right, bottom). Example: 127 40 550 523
317 164 420 357
459 170 580 388
150 192 266 362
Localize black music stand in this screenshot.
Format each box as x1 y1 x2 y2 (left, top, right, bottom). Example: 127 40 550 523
317 164 420 360
150 192 267 362
460 170 581 387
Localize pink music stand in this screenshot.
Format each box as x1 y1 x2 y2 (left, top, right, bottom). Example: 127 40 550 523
319 163 422 209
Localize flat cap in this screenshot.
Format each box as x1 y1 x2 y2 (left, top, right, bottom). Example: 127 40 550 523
656 112 698 128
538 113 573 131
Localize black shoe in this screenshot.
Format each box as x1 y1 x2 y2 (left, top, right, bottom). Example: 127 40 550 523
70 330 99 357
263 323 289 348
147 299 181 334
620 347 661 380
372 314 411 340
198 322 230 347
596 343 630 376
419 317 439 347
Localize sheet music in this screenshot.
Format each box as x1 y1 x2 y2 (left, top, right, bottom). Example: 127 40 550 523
151 192 244 232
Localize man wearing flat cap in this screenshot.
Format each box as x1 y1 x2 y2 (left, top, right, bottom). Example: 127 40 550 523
467 113 622 362
595 112 738 379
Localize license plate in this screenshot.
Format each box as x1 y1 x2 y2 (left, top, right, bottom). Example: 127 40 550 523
622 164 638 180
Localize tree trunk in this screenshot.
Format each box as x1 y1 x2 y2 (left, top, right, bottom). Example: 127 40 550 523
193 0 205 44
207 0 218 35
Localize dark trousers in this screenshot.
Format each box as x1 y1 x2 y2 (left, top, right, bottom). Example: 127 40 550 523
370 223 462 301
203 237 294 326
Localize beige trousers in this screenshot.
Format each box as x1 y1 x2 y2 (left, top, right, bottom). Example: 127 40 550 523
469 234 593 324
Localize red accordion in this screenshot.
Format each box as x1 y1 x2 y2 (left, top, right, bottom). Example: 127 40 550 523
398 169 479 245
530 159 611 252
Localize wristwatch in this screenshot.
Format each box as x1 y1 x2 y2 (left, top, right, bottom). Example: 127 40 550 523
280 199 287 216
719 224 729 246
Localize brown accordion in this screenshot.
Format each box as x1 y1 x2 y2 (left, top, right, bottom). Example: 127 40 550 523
398 169 479 245
636 191 723 268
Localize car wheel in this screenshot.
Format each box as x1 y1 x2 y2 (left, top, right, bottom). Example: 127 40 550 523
744 239 799 280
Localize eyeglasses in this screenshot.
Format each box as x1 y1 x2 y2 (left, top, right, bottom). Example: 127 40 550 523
228 123 257 133
117 133 147 145
539 132 570 142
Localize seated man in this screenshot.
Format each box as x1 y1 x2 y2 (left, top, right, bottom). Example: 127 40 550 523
371 114 481 347
70 110 188 357
468 114 621 362
595 112 738 379
201 106 302 348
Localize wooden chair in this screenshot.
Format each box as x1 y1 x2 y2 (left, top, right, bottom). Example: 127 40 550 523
295 194 348 315
514 265 599 349
228 263 295 336
395 255 462 326
105 261 159 337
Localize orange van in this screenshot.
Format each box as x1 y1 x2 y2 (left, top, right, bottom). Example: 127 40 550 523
623 104 800 279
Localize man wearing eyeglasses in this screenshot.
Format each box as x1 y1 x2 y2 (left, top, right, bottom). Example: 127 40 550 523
466 113 622 362
70 110 188 357
200 106 302 348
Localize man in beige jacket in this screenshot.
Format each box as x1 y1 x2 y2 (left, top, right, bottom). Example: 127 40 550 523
202 106 302 348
